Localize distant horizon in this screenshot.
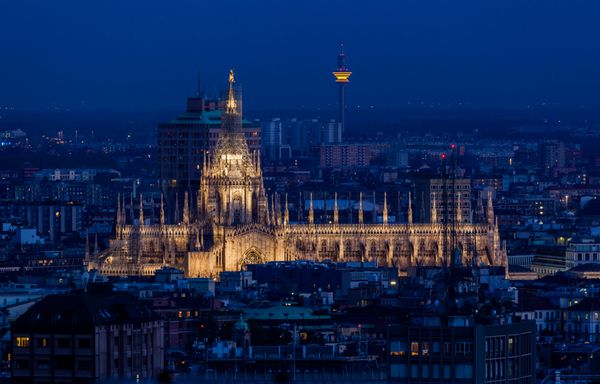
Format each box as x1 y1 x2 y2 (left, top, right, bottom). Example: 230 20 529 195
2 104 600 146
3 103 600 122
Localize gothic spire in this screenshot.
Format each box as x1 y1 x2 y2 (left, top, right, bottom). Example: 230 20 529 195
138 193 144 226
333 192 339 225
408 192 413 224
284 193 289 226
116 193 121 227
487 190 494 226
271 194 276 226
183 191 190 226
257 149 261 176
431 192 437 224
122 194 126 225
160 193 165 226
383 192 388 225
456 191 462 224
226 69 237 114
358 192 364 224
308 193 314 225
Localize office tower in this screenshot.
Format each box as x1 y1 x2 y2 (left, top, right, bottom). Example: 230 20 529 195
157 83 260 204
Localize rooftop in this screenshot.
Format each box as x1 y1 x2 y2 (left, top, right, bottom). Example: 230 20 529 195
12 287 158 333
163 109 253 126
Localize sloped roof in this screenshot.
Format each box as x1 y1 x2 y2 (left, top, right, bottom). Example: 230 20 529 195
516 291 553 312
570 297 600 312
12 291 158 333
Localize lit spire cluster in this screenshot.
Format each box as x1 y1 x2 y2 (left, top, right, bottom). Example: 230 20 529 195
226 69 237 114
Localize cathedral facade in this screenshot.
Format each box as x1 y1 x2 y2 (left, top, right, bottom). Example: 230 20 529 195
87 71 507 278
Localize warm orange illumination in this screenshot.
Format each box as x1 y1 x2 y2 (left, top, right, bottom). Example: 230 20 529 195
411 341 419 356
226 69 237 113
16 337 30 348
332 71 352 83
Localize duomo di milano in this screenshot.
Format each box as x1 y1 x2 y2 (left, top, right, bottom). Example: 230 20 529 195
87 71 507 278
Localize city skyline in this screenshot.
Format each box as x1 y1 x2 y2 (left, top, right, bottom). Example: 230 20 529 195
3 3 600 383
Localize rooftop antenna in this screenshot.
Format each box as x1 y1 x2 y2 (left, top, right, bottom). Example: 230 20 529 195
332 43 352 137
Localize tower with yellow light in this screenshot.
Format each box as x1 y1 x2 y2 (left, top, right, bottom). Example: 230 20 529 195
332 44 352 136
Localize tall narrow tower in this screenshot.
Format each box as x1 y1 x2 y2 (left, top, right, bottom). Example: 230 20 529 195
332 44 352 137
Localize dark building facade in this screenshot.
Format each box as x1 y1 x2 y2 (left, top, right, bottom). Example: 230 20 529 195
0 201 83 243
157 93 261 196
413 177 473 224
11 288 164 383
247 260 397 298
388 315 536 383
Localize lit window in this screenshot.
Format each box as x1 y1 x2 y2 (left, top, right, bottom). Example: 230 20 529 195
390 341 407 356
178 311 183 318
411 342 419 356
16 337 30 348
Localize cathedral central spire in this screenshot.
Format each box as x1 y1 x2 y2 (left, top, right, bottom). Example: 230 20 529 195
226 69 237 114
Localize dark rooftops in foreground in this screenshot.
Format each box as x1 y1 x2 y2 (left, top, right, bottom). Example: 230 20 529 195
13 289 158 333
11 283 164 383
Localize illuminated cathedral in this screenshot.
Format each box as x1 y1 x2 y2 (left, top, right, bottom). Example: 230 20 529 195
87 70 507 278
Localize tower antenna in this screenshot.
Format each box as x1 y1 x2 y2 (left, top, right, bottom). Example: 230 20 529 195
332 44 352 138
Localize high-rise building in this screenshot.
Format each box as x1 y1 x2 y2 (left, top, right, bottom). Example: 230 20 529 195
413 177 473 224
261 118 291 161
539 140 566 170
157 87 260 197
312 142 390 168
320 119 343 144
0 201 83 243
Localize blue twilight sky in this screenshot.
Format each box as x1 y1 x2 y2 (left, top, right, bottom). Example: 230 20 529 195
1 0 599 112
